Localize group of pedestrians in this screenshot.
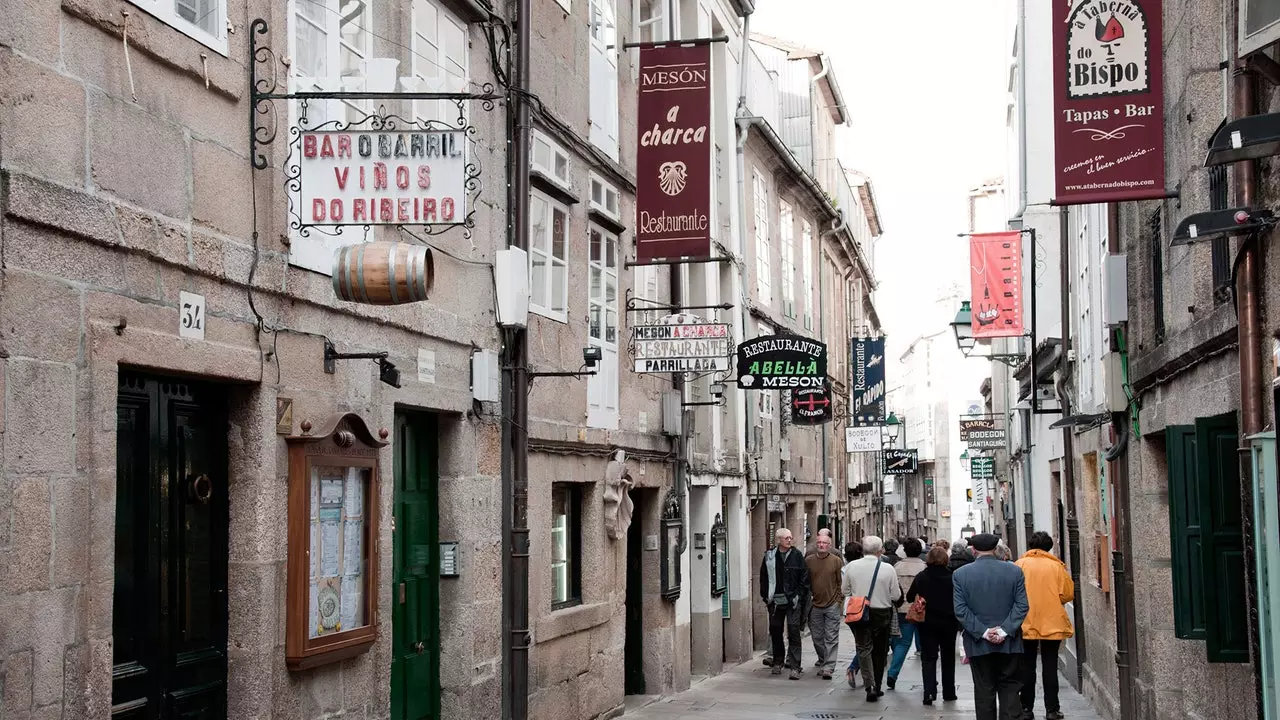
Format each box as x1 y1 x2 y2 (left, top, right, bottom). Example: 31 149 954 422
759 527 1075 720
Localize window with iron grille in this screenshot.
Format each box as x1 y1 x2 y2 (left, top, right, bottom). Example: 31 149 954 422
1149 208 1166 344
1209 166 1232 304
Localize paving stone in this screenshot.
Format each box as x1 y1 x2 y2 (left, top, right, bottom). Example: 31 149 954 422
620 625 1105 720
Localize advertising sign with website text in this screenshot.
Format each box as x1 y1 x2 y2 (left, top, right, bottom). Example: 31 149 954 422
635 45 712 263
1053 0 1167 204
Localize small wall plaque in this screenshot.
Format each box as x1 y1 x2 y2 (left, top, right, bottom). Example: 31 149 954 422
644 535 659 551
276 397 294 434
440 541 460 577
693 532 707 550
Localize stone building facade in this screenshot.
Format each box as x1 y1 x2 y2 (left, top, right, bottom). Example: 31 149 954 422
0 0 510 718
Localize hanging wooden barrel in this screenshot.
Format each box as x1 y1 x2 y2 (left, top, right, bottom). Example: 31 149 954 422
332 242 435 305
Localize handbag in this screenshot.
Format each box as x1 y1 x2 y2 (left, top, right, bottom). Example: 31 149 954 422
906 595 927 623
844 560 882 625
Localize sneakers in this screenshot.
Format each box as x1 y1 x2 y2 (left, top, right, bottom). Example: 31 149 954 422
789 668 801 680
1020 712 1034 720
814 659 824 667
770 665 782 675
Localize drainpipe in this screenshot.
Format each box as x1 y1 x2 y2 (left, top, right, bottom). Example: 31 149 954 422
818 212 847 521
1231 1 1266 715
501 1 533 718
735 12 753 497
810 55 830 184
1057 208 1086 688
1106 204 1138 718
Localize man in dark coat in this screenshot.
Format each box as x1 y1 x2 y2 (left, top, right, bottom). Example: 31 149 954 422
953 533 1029 720
759 527 811 679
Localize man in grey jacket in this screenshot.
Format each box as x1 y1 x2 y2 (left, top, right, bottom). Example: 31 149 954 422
953 533 1029 720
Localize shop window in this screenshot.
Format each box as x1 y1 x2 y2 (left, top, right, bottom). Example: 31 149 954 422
552 485 583 608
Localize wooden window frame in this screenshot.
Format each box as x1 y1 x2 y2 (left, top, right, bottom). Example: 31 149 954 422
285 413 387 671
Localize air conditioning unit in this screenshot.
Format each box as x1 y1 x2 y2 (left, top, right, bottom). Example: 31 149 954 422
1102 254 1128 326
1102 351 1128 413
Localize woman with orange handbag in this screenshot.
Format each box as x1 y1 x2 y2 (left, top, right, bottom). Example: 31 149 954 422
907 546 960 706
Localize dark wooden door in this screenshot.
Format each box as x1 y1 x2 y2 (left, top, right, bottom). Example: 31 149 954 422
391 412 441 720
112 373 228 719
624 490 645 695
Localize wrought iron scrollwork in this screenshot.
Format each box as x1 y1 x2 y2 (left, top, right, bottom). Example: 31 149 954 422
282 106 482 241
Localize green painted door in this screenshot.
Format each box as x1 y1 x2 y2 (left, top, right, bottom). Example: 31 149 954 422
391 412 441 720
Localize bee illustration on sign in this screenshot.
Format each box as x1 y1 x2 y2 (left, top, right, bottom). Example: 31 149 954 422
1067 0 1149 98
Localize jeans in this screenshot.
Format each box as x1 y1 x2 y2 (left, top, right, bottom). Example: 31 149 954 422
851 608 893 690
768 601 804 669
1020 639 1062 713
918 625 958 699
887 614 917 679
808 603 842 672
969 653 1023 720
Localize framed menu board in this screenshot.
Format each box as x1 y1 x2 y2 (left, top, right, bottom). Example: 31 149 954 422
285 413 387 671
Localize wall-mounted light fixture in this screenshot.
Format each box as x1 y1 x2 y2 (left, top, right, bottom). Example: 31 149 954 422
324 340 401 388
1171 207 1275 246
1205 111 1280 166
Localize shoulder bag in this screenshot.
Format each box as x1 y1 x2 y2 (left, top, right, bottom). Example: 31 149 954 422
844 561 881 626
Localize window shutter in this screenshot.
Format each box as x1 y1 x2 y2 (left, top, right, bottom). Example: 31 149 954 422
1166 424 1206 639
1196 412 1250 663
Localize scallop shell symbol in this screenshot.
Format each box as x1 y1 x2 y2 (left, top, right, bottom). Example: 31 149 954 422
659 161 688 196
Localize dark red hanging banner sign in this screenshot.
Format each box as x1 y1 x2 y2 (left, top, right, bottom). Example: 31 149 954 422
970 231 1024 339
635 44 712 264
1053 0 1167 205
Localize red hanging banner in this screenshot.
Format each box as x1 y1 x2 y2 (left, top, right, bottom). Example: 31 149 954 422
1052 0 1168 205
635 44 712 264
970 231 1024 339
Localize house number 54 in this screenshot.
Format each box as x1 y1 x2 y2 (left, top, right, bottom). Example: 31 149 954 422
179 291 206 340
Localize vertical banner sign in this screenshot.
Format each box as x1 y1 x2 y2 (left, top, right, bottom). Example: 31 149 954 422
850 337 886 425
969 232 1024 339
635 45 713 264
1053 0 1167 204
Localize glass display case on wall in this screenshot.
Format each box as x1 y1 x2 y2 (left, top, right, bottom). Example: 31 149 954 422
285 413 388 671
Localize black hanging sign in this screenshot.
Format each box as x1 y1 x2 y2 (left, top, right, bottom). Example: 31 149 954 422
851 336 886 426
884 448 918 475
736 334 827 390
790 384 833 425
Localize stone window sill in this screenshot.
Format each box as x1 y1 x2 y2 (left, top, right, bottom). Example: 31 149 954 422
535 601 612 643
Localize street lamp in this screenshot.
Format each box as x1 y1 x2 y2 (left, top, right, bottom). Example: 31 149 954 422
959 449 970 472
884 412 901 444
950 301 976 354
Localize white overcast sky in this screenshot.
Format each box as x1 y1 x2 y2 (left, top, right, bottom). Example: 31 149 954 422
751 0 1014 351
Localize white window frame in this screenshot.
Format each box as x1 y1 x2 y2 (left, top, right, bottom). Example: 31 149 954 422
802 220 814 330
589 173 622 224
631 0 669 78
588 0 620 159
410 0 470 125
757 322 775 419
553 0 571 12
779 201 796 319
529 189 571 322
532 130 573 191
128 0 228 55
587 223 620 429
285 0 375 274
753 170 772 307
1241 0 1280 56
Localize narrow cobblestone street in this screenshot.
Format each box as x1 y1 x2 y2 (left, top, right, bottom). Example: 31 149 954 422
623 626 1102 720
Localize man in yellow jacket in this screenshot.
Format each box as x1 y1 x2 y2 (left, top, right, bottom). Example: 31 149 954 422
1014 532 1074 720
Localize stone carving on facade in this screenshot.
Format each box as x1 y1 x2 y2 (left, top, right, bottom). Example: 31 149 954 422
603 450 635 540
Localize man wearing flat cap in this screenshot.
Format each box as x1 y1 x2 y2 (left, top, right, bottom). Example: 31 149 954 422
953 533 1029 720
